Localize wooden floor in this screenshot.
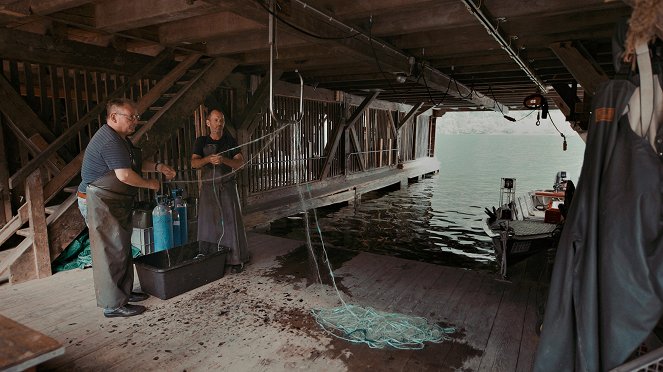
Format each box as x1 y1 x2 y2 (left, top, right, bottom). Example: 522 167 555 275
0 232 545 371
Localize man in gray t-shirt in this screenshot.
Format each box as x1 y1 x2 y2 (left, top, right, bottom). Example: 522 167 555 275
78 98 175 318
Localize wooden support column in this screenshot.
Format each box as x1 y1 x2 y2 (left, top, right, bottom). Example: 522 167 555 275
397 102 424 130
319 91 378 180
0 121 11 225
550 82 578 118
549 41 608 96
348 126 366 172
396 103 424 165
24 170 51 280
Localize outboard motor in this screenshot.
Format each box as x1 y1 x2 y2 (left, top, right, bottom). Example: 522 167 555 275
554 171 568 191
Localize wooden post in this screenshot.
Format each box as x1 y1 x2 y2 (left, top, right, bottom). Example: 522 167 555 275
25 169 51 279
0 120 11 225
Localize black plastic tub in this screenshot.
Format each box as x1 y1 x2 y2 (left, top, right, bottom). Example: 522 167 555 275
134 241 228 300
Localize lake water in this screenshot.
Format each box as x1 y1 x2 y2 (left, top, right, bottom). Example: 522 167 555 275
267 134 586 272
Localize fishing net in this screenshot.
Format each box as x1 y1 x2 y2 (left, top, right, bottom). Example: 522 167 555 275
311 304 455 350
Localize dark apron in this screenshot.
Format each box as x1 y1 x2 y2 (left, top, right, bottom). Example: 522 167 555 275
86 142 141 309
197 143 249 266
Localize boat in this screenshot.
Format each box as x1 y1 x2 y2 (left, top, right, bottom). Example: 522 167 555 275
483 171 571 278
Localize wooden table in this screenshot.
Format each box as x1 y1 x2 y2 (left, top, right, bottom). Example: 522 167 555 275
0 314 64 372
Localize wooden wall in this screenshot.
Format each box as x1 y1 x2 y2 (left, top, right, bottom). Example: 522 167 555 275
0 58 436 227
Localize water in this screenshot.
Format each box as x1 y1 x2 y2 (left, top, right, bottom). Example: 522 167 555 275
267 134 586 272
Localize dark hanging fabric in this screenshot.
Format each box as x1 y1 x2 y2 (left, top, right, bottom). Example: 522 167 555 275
533 78 663 371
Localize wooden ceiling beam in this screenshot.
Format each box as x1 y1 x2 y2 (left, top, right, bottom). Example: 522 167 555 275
95 0 217 33
22 0 90 15
549 41 608 95
0 27 166 75
315 0 437 20
206 31 308 55
367 0 625 37
158 11 262 45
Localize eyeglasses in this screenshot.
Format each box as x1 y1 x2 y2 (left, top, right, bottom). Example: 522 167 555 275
113 112 140 121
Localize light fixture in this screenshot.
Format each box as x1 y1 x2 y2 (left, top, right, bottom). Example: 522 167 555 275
395 73 407 84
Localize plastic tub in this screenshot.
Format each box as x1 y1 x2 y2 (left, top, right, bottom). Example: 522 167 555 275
134 241 228 300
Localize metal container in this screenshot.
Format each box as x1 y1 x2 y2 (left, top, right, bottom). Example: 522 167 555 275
131 227 154 255
132 208 153 228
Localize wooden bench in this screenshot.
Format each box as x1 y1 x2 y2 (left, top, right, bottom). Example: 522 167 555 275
0 314 64 371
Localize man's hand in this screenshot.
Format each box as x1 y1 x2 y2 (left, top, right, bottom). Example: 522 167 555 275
158 164 177 180
147 179 160 191
208 154 223 165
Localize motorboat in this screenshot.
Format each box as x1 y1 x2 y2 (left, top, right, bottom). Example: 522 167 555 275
483 171 571 278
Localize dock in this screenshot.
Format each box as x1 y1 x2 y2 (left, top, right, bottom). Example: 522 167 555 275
0 232 543 371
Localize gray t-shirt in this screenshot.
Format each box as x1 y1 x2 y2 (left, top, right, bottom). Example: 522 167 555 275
78 124 133 193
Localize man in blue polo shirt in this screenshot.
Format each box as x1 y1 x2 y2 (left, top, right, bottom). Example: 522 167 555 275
78 98 175 318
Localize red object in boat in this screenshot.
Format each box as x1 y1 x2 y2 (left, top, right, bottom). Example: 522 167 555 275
534 191 565 198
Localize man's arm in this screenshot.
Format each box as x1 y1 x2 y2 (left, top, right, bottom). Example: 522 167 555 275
222 153 244 170
142 160 176 180
114 168 160 190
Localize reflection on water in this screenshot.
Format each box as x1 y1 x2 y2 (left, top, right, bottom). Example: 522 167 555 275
267 134 585 273
268 178 497 272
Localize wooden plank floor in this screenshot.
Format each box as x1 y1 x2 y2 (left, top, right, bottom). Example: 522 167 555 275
0 232 544 371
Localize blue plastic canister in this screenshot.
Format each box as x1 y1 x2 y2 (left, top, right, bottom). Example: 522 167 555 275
152 195 174 252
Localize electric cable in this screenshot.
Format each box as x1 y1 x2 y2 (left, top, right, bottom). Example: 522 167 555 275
254 0 361 40
367 18 399 95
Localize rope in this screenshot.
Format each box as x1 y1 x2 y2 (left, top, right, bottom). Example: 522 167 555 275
311 305 455 349
287 116 456 350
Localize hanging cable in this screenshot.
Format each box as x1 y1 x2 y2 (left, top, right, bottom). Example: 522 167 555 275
488 85 515 121
367 16 398 95
548 115 568 151
254 0 360 40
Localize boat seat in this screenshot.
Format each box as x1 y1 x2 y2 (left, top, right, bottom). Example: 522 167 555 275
520 194 537 217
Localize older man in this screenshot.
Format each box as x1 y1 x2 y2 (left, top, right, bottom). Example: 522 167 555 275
78 98 176 318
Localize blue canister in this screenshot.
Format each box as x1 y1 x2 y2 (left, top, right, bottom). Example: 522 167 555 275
171 188 188 246
152 195 174 252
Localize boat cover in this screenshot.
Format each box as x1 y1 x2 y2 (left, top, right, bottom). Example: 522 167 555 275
533 76 663 370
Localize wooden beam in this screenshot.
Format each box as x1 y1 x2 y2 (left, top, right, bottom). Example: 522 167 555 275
158 11 262 46
0 74 57 143
45 193 84 259
0 27 162 76
2 118 61 175
0 122 11 225
95 0 217 32
131 57 229 143
237 70 283 133
549 41 609 96
348 126 366 172
206 0 504 109
23 0 91 15
206 32 307 55
319 91 379 180
137 57 239 157
8 49 172 189
25 170 51 279
551 82 581 118
0 151 82 248
397 102 424 130
135 54 202 113
0 0 29 17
